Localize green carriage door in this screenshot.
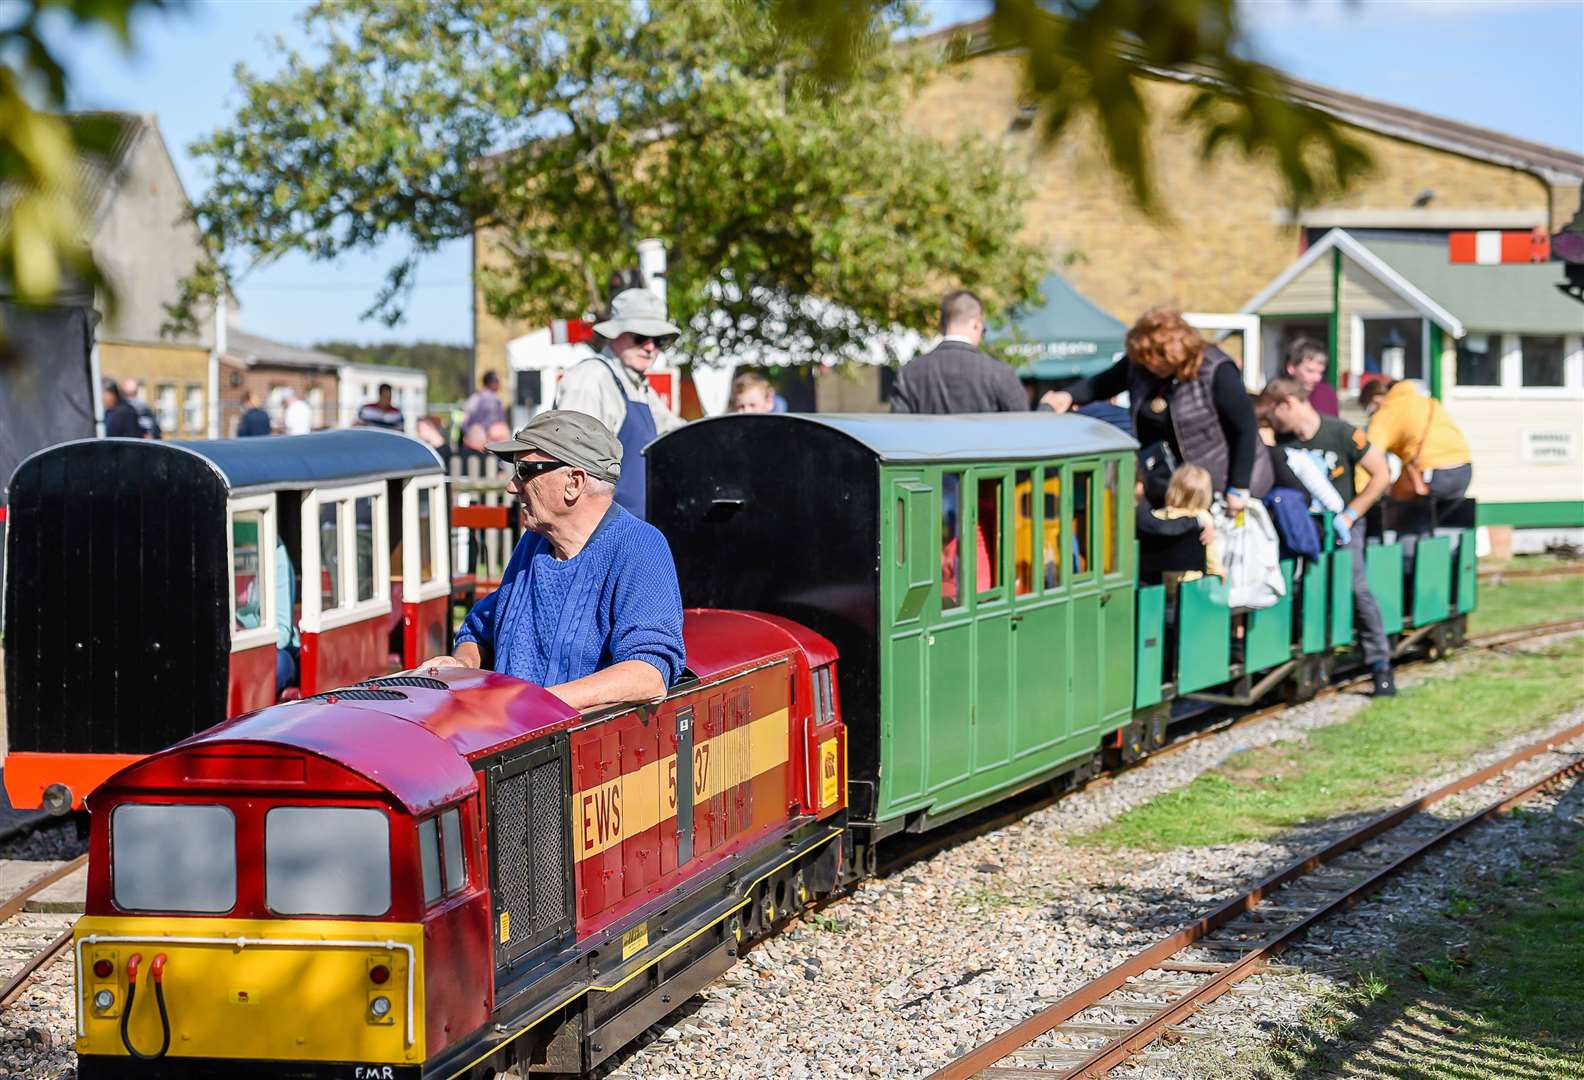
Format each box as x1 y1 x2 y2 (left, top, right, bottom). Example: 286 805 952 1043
1067 463 1104 743
1011 466 1070 759
880 475 937 811
970 469 1014 775
926 470 975 793
1098 457 1136 728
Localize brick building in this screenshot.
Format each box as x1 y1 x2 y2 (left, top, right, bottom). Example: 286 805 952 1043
471 25 1582 405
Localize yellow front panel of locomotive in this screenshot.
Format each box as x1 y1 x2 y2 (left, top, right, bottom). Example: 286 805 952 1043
74 916 425 1066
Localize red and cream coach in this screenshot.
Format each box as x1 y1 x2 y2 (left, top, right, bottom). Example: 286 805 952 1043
73 609 847 1078
3 429 451 814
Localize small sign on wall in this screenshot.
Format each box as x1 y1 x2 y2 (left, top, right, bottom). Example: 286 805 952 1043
1521 430 1578 463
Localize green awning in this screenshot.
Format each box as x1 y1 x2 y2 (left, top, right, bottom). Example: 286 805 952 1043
988 271 1128 380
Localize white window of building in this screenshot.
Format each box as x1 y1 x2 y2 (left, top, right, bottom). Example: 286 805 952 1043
155 383 179 433
184 384 205 434
267 384 291 426
1454 333 1583 397
307 386 325 428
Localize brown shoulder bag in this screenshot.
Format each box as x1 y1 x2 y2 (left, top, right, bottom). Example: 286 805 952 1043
1389 399 1435 501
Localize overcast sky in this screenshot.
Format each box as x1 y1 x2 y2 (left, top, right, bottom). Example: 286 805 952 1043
46 0 1584 347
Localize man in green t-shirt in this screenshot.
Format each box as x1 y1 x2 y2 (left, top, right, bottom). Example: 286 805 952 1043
1261 376 1395 696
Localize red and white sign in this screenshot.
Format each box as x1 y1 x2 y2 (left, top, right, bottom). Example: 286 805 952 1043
1449 229 1550 265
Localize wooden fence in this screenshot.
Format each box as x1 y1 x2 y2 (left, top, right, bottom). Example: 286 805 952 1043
448 455 519 595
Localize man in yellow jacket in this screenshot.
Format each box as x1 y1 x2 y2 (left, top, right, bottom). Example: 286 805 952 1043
1359 378 1473 538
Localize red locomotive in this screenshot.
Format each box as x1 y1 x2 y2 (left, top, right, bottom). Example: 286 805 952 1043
73 609 846 1078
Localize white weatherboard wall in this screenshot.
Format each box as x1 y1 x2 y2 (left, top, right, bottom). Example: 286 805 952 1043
1446 397 1584 504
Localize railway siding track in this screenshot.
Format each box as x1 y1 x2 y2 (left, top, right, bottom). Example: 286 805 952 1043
929 721 1584 1080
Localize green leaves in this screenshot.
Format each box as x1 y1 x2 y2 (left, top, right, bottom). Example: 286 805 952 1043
974 0 1373 212
180 0 1043 356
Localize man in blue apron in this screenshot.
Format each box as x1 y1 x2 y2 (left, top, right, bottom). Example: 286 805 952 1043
555 288 684 518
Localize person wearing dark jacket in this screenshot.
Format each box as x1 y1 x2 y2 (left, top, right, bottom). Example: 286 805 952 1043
1041 306 1272 509
890 291 1028 414
236 391 272 437
101 381 142 438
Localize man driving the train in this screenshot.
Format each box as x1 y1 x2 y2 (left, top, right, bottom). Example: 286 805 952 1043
420 409 686 711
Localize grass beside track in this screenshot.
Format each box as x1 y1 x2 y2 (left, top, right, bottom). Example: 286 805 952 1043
1470 572 1584 635
1225 827 1584 1079
1084 636 1584 852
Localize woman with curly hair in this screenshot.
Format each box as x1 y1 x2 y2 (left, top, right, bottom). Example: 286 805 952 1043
1042 306 1272 508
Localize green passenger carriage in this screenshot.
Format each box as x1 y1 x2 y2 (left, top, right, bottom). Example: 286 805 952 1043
648 412 1474 873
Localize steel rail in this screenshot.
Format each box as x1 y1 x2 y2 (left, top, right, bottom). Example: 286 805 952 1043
0 926 72 1008
0 853 87 924
928 718 1584 1080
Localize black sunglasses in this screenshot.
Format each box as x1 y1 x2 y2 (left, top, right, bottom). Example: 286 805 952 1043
513 459 569 483
631 333 673 347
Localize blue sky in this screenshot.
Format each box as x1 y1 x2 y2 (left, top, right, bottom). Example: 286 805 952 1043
47 0 1584 348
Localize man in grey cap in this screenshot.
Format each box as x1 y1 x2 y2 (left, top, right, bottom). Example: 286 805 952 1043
555 287 684 518
420 409 685 711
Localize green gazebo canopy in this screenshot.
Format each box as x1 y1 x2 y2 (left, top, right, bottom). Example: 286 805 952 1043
989 271 1128 380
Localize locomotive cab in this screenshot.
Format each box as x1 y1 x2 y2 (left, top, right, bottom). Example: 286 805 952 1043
73 700 492 1079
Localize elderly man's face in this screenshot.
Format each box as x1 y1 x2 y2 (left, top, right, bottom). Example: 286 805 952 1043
613 331 665 374
732 386 774 413
507 450 570 534
1289 354 1327 391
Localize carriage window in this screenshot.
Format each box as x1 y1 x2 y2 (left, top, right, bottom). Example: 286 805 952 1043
1073 470 1093 575
441 808 467 894
1102 459 1120 575
1042 470 1062 589
418 487 436 583
418 817 442 906
1014 470 1034 596
266 806 390 917
976 476 1002 595
319 502 341 608
233 510 266 632
941 472 962 609
113 804 235 913
354 495 376 602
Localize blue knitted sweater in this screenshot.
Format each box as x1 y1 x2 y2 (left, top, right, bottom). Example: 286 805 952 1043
455 506 685 688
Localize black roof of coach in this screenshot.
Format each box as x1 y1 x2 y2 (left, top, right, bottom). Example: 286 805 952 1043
164 429 444 494
659 412 1137 464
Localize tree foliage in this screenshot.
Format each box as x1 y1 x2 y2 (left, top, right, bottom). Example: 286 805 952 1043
0 0 170 306
178 0 1045 361
797 0 1373 211
313 339 472 402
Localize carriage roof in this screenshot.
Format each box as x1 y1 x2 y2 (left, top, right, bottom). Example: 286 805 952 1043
165 429 444 494
655 412 1138 465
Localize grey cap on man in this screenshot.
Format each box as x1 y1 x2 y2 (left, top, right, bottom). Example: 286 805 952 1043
485 409 623 483
594 288 681 340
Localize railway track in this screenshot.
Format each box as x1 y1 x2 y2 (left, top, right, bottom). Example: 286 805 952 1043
874 615 1584 880
0 853 85 1011
927 720 1584 1079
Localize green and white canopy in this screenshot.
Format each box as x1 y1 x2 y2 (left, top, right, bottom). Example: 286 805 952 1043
989 271 1127 381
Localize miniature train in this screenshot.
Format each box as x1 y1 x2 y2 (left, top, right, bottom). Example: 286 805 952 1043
0 414 1474 1077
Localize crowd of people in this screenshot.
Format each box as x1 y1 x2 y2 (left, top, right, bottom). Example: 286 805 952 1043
97 285 1472 712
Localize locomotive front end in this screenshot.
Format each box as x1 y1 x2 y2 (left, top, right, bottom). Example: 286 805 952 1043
74 914 424 1079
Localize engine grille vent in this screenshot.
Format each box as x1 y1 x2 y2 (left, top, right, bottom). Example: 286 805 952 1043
364 675 449 691
296 688 408 703
492 750 569 963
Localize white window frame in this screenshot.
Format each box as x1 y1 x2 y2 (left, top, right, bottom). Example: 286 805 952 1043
300 480 392 634
1184 312 1263 391
1350 312 1429 388
401 477 452 603
226 494 278 654
1451 332 1583 400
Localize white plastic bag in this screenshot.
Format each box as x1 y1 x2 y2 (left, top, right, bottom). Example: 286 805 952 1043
1216 500 1286 610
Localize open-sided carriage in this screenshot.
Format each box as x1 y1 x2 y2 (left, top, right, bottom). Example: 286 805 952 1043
3 430 452 812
